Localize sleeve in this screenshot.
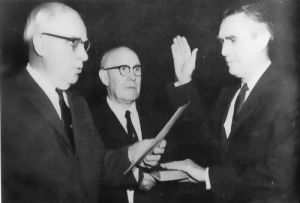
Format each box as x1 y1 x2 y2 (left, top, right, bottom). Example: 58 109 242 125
72 94 137 188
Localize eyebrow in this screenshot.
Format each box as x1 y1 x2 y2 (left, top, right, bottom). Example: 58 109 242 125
217 35 236 41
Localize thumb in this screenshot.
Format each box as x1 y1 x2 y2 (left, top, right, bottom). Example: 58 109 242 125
160 162 180 170
191 48 198 64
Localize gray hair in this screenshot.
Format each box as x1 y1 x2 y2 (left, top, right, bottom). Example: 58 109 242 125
23 2 77 42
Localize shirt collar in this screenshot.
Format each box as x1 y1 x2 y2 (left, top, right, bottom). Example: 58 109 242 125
26 63 57 96
242 60 271 91
106 96 137 117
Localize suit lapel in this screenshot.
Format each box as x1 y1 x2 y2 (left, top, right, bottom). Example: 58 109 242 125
17 70 74 152
105 102 134 144
137 106 155 140
229 65 274 138
218 85 240 149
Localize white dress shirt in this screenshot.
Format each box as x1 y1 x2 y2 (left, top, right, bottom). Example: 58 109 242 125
205 60 271 190
26 63 68 119
106 97 142 203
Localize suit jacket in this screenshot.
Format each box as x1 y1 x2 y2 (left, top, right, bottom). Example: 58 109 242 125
90 101 165 203
168 64 298 203
2 69 136 203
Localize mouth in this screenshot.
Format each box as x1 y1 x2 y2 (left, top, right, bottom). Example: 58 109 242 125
75 67 83 74
125 86 137 90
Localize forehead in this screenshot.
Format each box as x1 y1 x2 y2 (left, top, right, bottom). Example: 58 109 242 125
106 48 140 67
42 12 87 39
218 13 260 39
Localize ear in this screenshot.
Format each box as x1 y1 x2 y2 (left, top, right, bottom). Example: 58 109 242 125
99 69 109 86
32 35 45 56
255 29 271 52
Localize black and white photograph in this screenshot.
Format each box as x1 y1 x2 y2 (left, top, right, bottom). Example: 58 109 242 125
1 0 299 202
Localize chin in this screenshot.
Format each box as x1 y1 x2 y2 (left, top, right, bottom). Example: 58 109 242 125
228 66 240 77
69 76 79 84
124 94 138 102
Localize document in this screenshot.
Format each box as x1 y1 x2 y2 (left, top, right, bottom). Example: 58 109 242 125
123 102 190 175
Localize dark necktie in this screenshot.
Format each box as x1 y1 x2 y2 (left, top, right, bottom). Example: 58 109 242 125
55 88 75 152
125 110 138 143
125 110 143 184
233 83 249 122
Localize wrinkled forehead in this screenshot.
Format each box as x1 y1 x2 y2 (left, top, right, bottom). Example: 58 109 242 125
41 11 87 40
105 48 140 67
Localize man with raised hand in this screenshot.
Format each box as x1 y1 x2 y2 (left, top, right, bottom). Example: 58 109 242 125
163 2 298 202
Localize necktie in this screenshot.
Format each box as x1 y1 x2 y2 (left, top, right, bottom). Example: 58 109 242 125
55 88 75 152
125 110 143 187
125 110 138 143
233 83 249 122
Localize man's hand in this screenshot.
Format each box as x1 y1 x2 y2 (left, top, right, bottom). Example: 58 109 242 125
128 139 166 168
171 36 198 85
139 172 156 191
160 159 205 183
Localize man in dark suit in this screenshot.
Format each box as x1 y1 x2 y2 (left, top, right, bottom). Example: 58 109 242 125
91 46 165 203
162 2 298 203
2 3 166 203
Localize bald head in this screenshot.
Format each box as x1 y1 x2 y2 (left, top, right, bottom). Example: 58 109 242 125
99 47 142 107
100 47 140 69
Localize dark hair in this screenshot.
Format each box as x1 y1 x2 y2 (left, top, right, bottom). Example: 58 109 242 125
223 1 274 41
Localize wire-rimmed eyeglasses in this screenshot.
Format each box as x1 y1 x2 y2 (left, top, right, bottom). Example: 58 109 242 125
102 65 143 76
41 32 90 52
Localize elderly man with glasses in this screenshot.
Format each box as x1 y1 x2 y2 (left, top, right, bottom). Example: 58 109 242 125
89 46 166 203
2 3 166 203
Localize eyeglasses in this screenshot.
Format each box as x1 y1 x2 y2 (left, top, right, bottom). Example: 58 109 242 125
103 65 143 76
41 32 90 51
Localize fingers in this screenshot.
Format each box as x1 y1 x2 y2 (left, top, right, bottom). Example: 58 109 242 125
143 154 161 168
171 39 180 53
141 140 166 168
152 140 166 154
181 36 191 55
159 139 167 148
175 36 185 56
139 173 156 191
171 44 177 59
179 177 198 183
172 36 191 55
191 48 198 63
160 160 186 171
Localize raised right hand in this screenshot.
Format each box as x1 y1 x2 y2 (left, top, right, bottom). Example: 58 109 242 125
171 36 198 85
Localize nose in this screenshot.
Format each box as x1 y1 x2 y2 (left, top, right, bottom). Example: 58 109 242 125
221 41 230 57
76 44 89 62
128 68 136 80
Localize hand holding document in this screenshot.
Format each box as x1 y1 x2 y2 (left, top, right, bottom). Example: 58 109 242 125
124 102 190 175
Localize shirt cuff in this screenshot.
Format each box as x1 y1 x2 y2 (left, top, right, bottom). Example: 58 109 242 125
174 79 192 87
174 81 180 87
132 167 139 182
205 167 211 190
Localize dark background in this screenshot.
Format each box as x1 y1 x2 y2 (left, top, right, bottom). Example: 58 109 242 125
1 0 298 113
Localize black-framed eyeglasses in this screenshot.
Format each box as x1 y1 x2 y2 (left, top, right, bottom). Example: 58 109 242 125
102 65 143 76
41 32 90 51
